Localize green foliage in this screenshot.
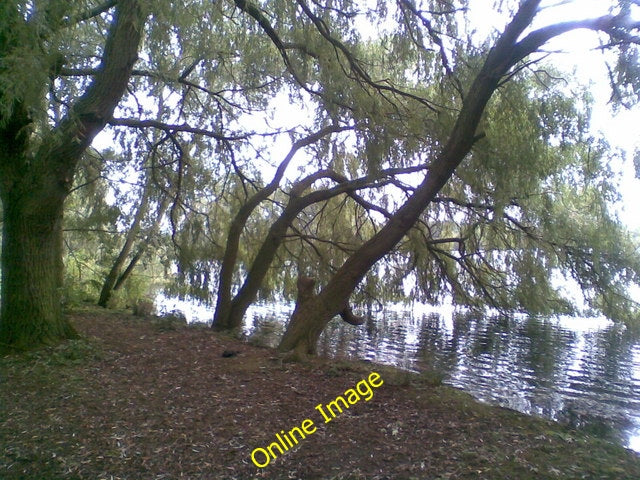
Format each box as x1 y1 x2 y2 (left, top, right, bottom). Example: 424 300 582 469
0 2 48 123
3 0 639 328
393 68 639 320
145 1 639 322
63 149 165 308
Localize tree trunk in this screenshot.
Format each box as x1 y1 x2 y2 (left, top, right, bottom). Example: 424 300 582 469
0 0 145 351
212 125 346 330
0 190 77 351
278 1 542 356
98 177 152 307
212 217 244 329
281 276 322 360
278 276 365 361
212 168 385 331
213 201 300 330
112 195 170 292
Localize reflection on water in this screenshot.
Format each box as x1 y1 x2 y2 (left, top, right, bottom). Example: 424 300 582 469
157 296 640 452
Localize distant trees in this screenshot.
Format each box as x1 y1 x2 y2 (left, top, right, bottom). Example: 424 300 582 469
97 156 170 308
1 0 639 354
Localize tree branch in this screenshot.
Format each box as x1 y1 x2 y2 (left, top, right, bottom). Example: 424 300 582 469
108 117 249 141
296 0 441 112
511 15 640 66
291 164 429 199
397 0 464 97
233 0 321 97
35 0 146 194
64 0 118 26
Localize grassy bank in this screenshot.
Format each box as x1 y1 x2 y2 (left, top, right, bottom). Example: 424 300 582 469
1 308 639 479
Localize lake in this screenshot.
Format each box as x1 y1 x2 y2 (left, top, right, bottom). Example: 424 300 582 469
158 297 640 452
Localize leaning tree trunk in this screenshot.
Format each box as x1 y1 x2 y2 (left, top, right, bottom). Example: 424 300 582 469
212 125 346 330
98 176 152 307
212 169 370 331
278 276 365 361
112 195 170 292
278 1 543 358
213 201 300 330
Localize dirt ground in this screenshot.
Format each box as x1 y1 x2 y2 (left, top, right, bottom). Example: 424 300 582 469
1 308 640 480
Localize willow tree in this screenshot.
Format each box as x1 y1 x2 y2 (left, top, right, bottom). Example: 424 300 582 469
175 0 639 345
275 0 640 358
4 0 638 356
0 0 304 351
0 0 146 351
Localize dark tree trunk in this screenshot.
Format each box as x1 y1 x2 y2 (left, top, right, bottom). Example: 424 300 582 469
0 189 77 351
112 195 169 293
278 0 543 357
278 276 365 361
113 249 144 292
211 167 376 331
213 200 300 331
212 166 395 331
212 126 346 330
283 276 321 360
212 216 245 329
0 0 145 351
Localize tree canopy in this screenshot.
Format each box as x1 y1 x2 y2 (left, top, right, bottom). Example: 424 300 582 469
1 0 639 353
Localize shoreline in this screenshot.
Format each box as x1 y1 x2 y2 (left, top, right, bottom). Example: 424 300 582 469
2 307 639 479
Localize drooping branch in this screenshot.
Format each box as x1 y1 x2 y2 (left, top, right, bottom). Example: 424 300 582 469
511 15 640 67
109 117 249 141
64 0 118 26
213 161 429 330
60 66 275 112
233 0 321 97
295 0 442 112
339 306 366 325
277 0 549 355
284 229 359 256
292 164 429 204
396 0 464 98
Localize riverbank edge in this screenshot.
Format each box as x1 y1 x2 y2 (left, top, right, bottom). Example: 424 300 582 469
1 306 639 479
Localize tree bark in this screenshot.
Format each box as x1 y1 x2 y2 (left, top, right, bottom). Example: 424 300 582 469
212 166 387 331
213 199 302 330
0 0 145 351
0 186 77 351
277 0 543 356
112 195 170 292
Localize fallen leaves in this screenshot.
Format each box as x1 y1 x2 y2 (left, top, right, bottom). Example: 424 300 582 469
1 309 639 479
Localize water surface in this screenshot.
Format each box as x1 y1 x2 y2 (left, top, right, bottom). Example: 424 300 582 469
158 297 640 452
